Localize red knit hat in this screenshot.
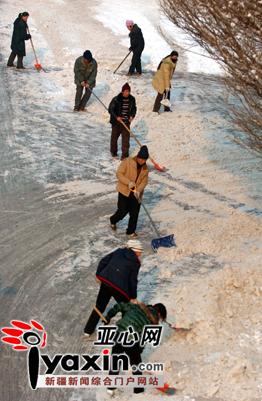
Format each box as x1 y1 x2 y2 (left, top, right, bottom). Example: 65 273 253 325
122 82 131 92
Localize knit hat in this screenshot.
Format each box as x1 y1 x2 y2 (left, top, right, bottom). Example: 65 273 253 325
170 50 179 58
153 303 167 321
122 82 131 92
83 50 93 61
137 145 149 160
126 239 143 252
19 11 29 17
126 20 134 28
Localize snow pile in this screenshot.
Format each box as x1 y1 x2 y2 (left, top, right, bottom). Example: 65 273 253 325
152 263 262 401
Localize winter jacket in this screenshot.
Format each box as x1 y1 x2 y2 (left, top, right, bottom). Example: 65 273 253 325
108 93 137 125
96 248 141 299
129 24 145 51
152 56 177 94
105 302 159 336
11 17 31 56
74 56 97 87
116 157 148 198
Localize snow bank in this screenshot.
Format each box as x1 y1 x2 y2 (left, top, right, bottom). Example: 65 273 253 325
152 263 262 401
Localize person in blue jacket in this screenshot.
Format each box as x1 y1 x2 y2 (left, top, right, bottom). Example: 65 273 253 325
83 239 143 336
7 12 31 69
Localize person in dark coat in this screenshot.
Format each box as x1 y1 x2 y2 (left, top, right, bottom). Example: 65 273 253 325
126 20 145 76
7 12 31 69
108 82 137 159
83 239 143 336
74 50 97 111
106 301 167 395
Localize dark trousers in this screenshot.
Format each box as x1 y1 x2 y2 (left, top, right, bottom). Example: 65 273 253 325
110 122 130 158
153 90 171 112
109 342 143 393
75 85 92 110
7 51 24 68
110 192 141 235
84 283 128 335
129 48 144 74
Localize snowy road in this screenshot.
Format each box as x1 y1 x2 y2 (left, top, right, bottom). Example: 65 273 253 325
0 0 261 401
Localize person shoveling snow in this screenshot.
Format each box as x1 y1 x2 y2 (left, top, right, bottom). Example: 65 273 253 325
73 50 97 111
152 51 179 113
110 145 149 238
7 12 31 69
83 239 143 336
126 20 145 76
104 301 167 396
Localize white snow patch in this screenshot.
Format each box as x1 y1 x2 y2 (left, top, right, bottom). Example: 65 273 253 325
95 0 222 74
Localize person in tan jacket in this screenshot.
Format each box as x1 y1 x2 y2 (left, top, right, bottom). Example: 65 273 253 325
152 50 179 113
110 146 149 237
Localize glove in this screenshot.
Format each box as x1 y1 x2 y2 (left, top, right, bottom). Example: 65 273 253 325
128 181 136 190
130 298 139 304
129 47 133 51
104 318 110 325
27 34 31 39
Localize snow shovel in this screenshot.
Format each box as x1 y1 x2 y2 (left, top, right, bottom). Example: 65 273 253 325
113 51 131 74
157 383 176 395
27 28 45 72
160 90 171 108
119 119 166 172
88 89 166 172
165 321 192 332
94 306 108 324
141 201 176 251
131 190 175 251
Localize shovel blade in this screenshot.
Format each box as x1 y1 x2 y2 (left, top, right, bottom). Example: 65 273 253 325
157 383 176 395
151 234 176 252
34 63 42 71
160 98 171 108
150 157 166 172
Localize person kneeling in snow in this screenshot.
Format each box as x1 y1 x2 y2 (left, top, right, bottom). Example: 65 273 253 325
110 145 149 238
83 239 143 336
105 301 167 395
73 50 97 111
152 50 179 113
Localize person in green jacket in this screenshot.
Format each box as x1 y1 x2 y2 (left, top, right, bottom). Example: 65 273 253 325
105 301 167 395
74 50 97 111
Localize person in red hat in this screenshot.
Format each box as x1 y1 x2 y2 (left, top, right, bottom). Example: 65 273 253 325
108 83 137 160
